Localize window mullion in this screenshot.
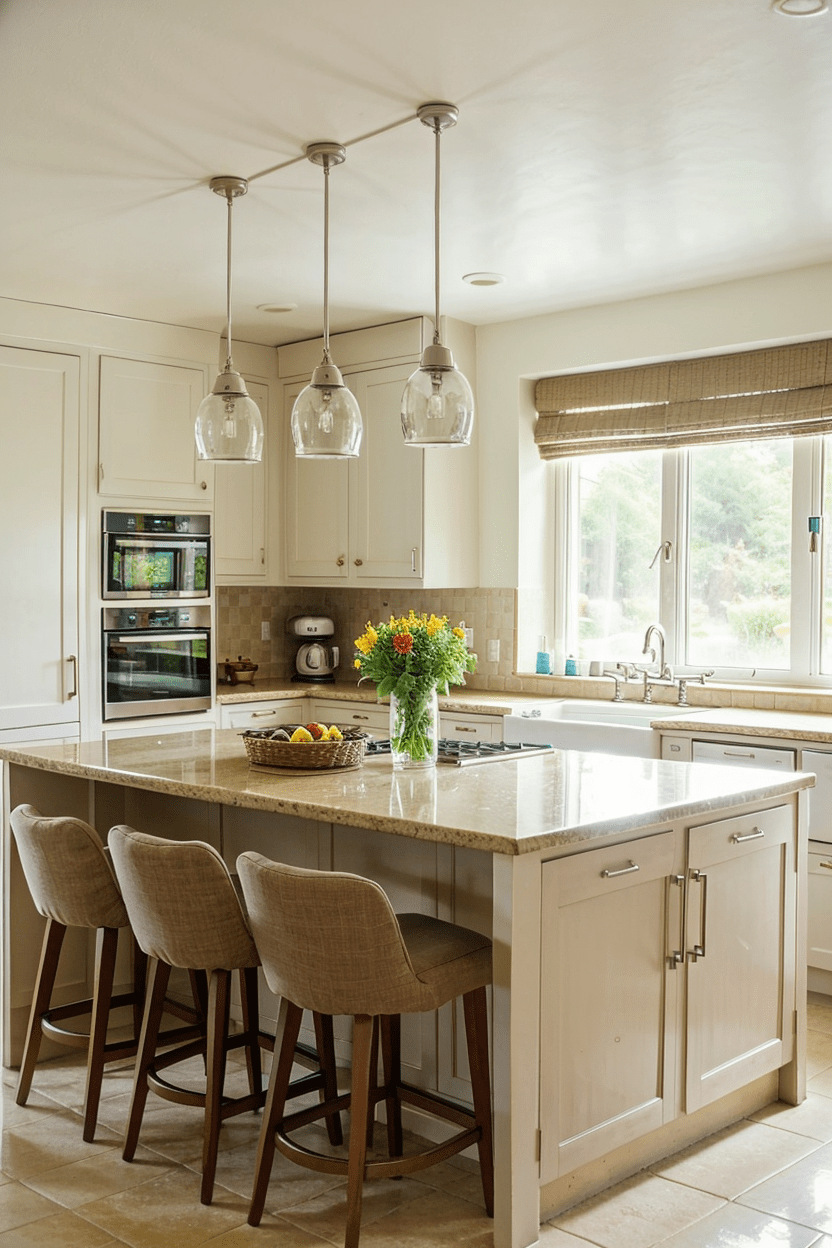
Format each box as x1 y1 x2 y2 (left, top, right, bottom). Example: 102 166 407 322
791 436 822 678
660 449 686 666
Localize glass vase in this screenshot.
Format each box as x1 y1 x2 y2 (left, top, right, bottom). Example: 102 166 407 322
389 686 439 770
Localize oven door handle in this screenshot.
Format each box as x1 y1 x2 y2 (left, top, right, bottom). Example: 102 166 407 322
110 537 203 549
113 632 208 643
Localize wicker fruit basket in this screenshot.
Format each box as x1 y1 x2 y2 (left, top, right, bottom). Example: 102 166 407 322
240 728 367 771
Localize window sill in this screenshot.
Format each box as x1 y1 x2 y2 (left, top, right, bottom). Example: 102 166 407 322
509 672 832 716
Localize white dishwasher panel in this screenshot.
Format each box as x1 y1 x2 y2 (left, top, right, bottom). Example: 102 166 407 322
691 740 796 771
801 750 832 845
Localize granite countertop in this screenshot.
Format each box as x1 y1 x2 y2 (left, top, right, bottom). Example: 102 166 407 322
216 680 549 717
653 707 832 743
0 731 812 858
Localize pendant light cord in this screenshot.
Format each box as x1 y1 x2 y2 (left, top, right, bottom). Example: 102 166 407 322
224 189 235 371
322 161 331 364
433 121 442 346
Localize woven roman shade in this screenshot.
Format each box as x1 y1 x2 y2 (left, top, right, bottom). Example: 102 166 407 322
534 338 832 459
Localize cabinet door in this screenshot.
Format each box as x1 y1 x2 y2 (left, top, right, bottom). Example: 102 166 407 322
808 844 832 972
214 380 267 580
0 346 80 731
350 365 423 580
540 830 683 1183
98 355 212 501
685 804 795 1113
284 381 349 578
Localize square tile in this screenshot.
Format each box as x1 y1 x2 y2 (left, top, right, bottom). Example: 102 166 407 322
650 1118 820 1198
738 1140 832 1234
551 1171 724 1248
752 1094 832 1142
658 1201 825 1247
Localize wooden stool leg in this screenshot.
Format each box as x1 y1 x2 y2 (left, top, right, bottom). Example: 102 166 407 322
345 1014 374 1248
313 1011 343 1146
123 957 170 1162
248 997 303 1227
463 986 494 1217
82 926 119 1141
131 938 147 1039
365 1016 379 1148
201 968 231 1205
380 1013 403 1162
239 966 262 1099
16 919 66 1107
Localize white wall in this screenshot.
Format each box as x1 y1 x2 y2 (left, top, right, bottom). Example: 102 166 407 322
476 260 832 592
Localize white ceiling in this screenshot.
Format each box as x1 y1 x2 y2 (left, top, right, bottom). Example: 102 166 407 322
2 0 831 348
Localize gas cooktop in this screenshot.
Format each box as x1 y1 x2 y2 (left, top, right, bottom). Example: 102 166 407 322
364 739 554 767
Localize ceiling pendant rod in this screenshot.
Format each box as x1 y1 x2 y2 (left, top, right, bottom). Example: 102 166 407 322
322 158 332 362
432 118 441 344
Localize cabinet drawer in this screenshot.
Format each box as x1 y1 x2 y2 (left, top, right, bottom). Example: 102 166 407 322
222 702 302 731
691 740 796 770
310 699 389 732
549 830 678 908
439 712 502 743
688 804 792 864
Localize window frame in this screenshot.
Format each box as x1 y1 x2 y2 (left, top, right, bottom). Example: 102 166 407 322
557 435 829 686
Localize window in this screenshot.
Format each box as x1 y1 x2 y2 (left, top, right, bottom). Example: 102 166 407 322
560 435 824 683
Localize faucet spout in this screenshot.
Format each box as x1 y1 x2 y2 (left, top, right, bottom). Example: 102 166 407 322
642 622 672 680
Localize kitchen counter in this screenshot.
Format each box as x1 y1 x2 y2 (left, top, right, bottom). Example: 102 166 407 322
215 679 549 717
653 706 832 742
0 735 812 1248
0 731 812 857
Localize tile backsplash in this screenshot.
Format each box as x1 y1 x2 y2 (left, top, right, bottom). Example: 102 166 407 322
216 586 516 690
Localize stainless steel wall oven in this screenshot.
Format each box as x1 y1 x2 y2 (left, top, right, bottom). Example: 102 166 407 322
102 606 212 720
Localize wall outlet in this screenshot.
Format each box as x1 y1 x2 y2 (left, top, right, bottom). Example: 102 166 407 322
487 639 500 663
261 621 271 641
463 627 474 648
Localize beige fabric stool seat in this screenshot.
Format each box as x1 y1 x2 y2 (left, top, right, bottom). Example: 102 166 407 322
236 852 494 1248
9 804 200 1142
109 826 341 1205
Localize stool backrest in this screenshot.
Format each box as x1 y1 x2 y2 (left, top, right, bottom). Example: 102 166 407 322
236 852 423 1016
10 804 128 930
109 826 258 972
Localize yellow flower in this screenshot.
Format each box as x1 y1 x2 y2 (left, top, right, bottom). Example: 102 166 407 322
354 623 378 655
452 627 465 641
353 658 362 669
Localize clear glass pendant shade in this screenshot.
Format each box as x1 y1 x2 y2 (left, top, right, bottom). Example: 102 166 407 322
195 370 264 462
291 370 362 459
401 355 474 447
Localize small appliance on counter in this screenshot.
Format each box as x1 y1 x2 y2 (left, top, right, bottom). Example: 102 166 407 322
223 657 259 685
288 616 339 683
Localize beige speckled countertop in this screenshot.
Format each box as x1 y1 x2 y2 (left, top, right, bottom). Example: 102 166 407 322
652 707 832 743
215 680 549 717
0 731 812 857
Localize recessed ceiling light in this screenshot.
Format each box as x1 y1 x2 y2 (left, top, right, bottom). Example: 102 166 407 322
773 0 827 15
462 272 505 287
257 303 298 314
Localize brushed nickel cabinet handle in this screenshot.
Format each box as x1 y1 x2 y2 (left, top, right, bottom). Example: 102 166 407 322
601 860 639 879
67 655 78 699
688 868 708 961
667 874 686 970
732 827 765 844
251 710 278 718
819 861 832 870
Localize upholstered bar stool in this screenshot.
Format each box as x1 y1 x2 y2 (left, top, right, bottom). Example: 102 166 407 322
9 803 192 1142
236 853 494 1248
109 826 340 1205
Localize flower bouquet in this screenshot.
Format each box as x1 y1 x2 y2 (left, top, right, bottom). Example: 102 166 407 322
354 613 477 767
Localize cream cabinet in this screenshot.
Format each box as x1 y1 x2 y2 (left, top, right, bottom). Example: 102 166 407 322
214 379 268 581
308 698 389 734
281 318 478 587
219 699 304 732
440 711 503 742
98 354 213 502
0 345 81 734
540 804 796 1183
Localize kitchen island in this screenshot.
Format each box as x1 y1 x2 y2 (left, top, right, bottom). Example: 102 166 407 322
0 731 814 1248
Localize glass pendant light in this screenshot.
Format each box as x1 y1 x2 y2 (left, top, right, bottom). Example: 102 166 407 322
401 103 474 448
291 143 362 458
195 176 264 463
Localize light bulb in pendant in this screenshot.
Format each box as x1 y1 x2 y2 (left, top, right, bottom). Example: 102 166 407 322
318 392 334 434
427 376 444 419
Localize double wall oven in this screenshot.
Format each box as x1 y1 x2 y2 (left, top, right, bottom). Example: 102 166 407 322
102 512 213 721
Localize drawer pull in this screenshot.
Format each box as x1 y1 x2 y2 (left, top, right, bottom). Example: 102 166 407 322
453 725 477 733
251 710 278 719
601 860 639 879
731 827 765 844
819 861 832 870
723 750 756 759
352 714 370 721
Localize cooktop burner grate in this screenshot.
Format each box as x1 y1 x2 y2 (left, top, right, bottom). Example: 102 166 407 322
364 738 554 766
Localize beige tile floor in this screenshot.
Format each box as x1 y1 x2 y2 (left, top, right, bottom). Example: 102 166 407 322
6 996 832 1247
